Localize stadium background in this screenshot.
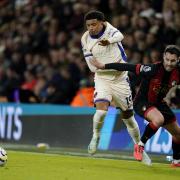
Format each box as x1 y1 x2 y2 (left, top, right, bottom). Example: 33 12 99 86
0 0 180 169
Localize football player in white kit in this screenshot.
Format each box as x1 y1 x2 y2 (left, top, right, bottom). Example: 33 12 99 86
81 10 151 165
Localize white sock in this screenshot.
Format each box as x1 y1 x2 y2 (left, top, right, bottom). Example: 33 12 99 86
122 115 140 144
93 110 107 138
138 141 145 146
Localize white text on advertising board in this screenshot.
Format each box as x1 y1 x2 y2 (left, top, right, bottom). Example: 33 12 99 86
0 106 22 141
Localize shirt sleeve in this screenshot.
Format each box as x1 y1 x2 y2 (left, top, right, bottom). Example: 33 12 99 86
81 39 97 72
105 63 156 77
105 63 136 72
137 64 157 76
108 30 124 44
85 57 97 72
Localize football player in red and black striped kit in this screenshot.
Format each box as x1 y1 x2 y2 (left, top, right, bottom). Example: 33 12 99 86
90 45 180 167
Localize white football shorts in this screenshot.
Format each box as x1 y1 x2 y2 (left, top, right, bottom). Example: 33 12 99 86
94 72 133 111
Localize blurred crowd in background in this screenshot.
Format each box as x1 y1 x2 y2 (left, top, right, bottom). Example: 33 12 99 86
0 0 179 108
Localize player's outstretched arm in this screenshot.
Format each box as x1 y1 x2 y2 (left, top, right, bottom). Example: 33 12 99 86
90 59 137 73
105 63 137 72
105 63 156 77
90 59 155 76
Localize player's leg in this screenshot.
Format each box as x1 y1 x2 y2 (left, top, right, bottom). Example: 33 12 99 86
133 103 164 161
121 109 152 165
157 103 180 167
88 101 109 155
121 110 140 144
163 121 180 167
111 79 151 164
88 79 111 155
140 108 164 145
93 102 109 137
111 77 141 145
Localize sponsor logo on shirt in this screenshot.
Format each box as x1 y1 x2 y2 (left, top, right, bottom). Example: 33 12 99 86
141 65 151 72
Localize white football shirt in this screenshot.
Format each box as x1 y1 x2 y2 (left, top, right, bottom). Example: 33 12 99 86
81 22 127 75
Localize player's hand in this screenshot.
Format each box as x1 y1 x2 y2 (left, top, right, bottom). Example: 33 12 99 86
90 59 105 69
98 39 110 46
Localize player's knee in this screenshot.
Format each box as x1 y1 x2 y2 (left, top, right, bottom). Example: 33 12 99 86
152 115 164 127
121 110 134 119
121 110 137 129
94 110 107 123
95 102 109 111
96 110 107 116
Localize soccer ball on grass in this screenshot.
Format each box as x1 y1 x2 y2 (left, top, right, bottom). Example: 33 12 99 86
0 147 7 166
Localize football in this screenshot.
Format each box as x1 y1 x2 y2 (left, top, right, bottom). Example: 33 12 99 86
0 147 8 166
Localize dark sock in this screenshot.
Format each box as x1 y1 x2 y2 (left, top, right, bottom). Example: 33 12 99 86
172 138 180 160
141 122 159 144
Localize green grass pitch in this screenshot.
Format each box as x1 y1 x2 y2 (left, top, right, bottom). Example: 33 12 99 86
0 151 180 180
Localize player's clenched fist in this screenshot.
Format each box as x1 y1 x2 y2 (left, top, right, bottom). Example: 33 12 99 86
98 39 110 46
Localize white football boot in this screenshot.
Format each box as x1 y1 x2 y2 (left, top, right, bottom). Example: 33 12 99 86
88 136 100 155
142 151 152 166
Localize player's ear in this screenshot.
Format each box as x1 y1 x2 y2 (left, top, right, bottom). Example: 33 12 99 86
100 21 104 25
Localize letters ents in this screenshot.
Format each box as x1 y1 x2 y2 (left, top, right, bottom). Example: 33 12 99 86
0 106 22 141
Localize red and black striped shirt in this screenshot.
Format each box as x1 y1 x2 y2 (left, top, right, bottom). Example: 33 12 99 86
105 62 179 104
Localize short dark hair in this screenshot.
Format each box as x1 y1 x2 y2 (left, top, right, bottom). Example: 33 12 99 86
84 10 105 22
164 45 180 57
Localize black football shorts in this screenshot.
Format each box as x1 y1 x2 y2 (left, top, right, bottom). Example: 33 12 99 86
134 101 176 125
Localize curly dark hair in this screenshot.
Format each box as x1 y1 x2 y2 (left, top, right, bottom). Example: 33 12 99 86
84 10 105 22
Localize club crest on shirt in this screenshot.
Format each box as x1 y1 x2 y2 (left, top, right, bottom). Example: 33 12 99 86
141 65 151 72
